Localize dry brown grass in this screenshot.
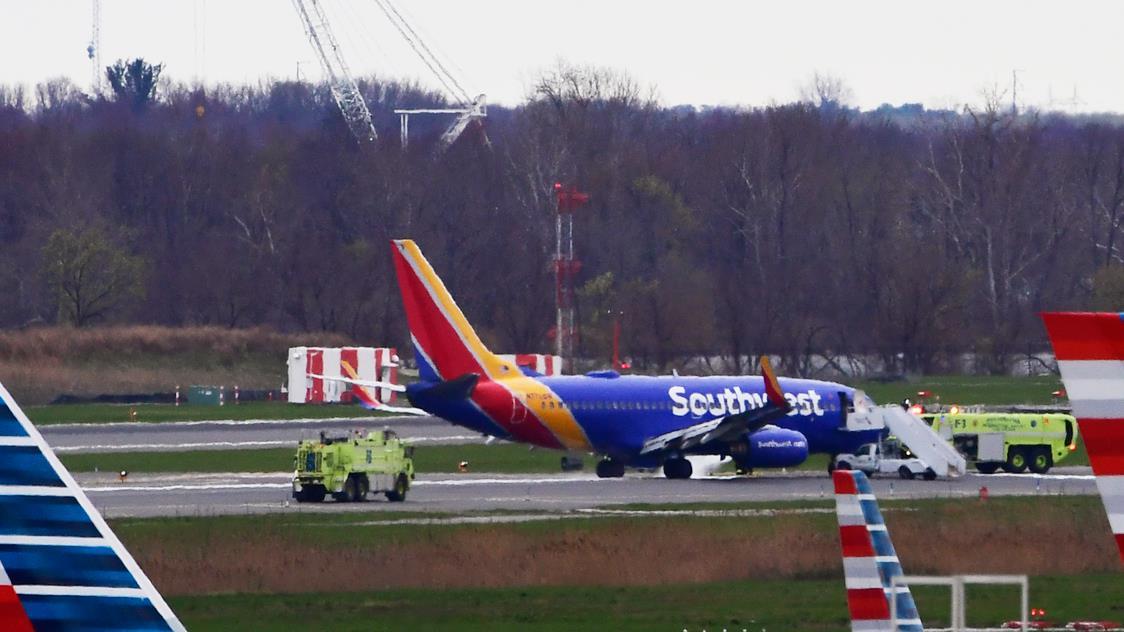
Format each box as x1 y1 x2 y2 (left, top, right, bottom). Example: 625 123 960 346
0 325 353 403
0 325 351 361
122 499 1119 597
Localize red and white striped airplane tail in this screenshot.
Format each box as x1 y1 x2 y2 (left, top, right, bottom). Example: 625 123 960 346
1041 312 1124 562
833 469 923 632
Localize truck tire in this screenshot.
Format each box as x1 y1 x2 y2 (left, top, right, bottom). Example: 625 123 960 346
836 461 852 471
356 475 370 501
303 485 326 503
1003 448 1028 474
922 468 937 481
1028 448 1052 475
335 476 359 502
975 462 1000 475
898 465 914 480
386 474 409 502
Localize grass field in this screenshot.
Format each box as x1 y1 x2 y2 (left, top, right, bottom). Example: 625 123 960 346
105 496 1123 630
854 374 1064 406
26 401 386 425
60 442 565 474
111 496 1119 596
167 574 1124 632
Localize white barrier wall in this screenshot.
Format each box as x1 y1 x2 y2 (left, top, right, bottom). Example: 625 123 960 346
499 354 563 376
287 347 399 404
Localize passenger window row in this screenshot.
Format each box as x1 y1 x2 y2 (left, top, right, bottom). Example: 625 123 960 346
538 399 670 412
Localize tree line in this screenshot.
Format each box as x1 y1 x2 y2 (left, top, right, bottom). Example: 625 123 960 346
1 60 1122 377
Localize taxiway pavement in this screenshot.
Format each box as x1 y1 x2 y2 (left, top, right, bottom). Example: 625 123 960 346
40 416 480 453
78 468 1098 519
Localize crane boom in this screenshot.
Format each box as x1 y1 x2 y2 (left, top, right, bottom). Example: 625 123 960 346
291 0 379 143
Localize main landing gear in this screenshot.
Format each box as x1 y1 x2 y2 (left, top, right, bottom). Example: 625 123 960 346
595 459 625 478
663 457 693 480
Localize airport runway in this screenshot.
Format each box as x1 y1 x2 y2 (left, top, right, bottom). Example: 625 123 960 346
40 415 482 453
78 468 1098 519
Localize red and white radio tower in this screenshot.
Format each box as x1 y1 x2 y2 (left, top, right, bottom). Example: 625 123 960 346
553 183 589 372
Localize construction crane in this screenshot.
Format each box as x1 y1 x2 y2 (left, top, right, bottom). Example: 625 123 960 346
87 0 101 94
375 0 487 151
291 0 379 143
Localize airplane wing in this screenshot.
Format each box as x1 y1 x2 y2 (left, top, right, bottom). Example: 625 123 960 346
639 357 792 455
0 381 185 630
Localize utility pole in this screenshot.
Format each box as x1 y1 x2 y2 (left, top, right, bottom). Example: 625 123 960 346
553 183 589 373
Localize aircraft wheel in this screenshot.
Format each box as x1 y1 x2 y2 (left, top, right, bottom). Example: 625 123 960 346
595 459 625 478
1003 448 1028 474
663 458 693 480
898 466 915 480
1028 449 1052 475
975 462 1000 474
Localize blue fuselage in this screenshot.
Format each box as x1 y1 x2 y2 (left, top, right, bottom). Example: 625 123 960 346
408 373 881 467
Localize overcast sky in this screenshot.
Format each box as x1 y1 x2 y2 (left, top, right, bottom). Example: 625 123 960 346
2 0 1119 112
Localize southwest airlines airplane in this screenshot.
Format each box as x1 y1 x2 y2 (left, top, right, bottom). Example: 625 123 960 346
350 240 883 479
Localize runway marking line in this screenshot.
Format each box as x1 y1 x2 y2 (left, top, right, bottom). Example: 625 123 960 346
54 435 482 452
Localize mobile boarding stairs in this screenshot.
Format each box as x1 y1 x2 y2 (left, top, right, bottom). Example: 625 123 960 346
845 395 968 477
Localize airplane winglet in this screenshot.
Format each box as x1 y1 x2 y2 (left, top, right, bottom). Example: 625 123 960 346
1041 312 1124 563
833 470 923 632
760 357 790 412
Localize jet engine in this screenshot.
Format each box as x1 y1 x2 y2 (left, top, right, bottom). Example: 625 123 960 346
731 426 809 469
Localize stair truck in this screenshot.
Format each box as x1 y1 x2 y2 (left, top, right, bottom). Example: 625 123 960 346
293 429 415 502
920 411 1078 474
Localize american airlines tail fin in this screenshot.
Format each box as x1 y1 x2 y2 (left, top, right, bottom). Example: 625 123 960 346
1041 312 1124 563
389 240 522 383
0 381 184 631
833 470 922 632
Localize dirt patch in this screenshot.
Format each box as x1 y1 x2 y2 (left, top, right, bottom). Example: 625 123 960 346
121 500 1118 596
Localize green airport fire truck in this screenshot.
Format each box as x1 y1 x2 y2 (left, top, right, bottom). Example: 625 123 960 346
292 429 415 502
919 411 1078 474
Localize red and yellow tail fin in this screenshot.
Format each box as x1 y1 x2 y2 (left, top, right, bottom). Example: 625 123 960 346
761 357 790 411
390 240 521 382
1041 312 1124 563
